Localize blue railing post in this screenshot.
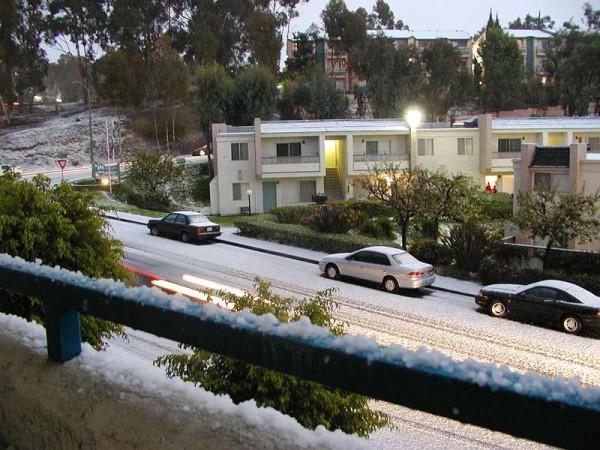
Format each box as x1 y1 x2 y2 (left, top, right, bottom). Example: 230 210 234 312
43 299 82 362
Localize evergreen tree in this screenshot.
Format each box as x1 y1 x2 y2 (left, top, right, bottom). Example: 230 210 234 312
230 65 278 125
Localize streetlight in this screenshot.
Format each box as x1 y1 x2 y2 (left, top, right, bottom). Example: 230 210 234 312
405 109 422 169
246 189 253 216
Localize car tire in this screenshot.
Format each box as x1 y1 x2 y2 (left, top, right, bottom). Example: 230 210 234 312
181 232 190 243
150 226 159 236
489 300 508 318
561 315 582 334
382 276 398 294
325 264 339 280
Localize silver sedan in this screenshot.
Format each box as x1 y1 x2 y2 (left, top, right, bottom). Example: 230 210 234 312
318 246 435 292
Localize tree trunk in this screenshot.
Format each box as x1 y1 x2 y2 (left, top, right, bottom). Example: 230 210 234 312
543 239 554 272
0 95 9 125
165 119 170 153
400 221 408 250
152 110 161 150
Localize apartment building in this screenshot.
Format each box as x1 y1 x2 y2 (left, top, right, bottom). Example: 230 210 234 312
512 143 600 251
209 116 600 216
506 29 553 74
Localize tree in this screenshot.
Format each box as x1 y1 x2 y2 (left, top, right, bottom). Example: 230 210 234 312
195 63 234 177
246 9 281 72
0 173 133 350
280 72 348 119
368 0 395 30
124 151 185 206
284 32 317 79
583 2 600 30
321 0 348 40
155 278 389 436
44 54 82 102
358 164 432 249
230 65 278 125
421 40 472 121
94 49 146 109
508 12 554 30
478 23 523 113
514 186 600 269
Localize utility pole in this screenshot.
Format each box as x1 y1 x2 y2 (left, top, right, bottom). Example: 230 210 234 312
87 81 94 171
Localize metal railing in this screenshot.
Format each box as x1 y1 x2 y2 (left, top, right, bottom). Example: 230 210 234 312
262 156 320 165
353 153 407 162
0 255 599 449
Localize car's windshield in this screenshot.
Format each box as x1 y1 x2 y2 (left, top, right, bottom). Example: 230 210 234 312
187 215 207 224
392 253 418 265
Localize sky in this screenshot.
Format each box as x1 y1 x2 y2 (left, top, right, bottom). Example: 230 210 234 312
289 0 594 36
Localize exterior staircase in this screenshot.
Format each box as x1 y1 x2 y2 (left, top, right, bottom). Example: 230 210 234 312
324 168 344 202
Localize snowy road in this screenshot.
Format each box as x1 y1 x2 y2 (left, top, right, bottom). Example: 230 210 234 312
109 219 597 448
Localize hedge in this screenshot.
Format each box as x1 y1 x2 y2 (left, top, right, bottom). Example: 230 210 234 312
495 244 600 275
234 215 399 254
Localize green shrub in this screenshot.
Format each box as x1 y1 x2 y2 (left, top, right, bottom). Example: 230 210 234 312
234 215 399 253
335 199 393 218
479 257 600 295
358 216 396 240
271 205 316 224
191 178 210 203
480 192 513 221
115 183 171 211
307 204 358 234
443 221 499 272
409 239 453 266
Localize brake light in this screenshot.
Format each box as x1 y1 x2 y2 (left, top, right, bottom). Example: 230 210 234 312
408 271 424 278
197 227 206 234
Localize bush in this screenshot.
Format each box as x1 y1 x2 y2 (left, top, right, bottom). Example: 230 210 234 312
0 174 133 350
479 257 600 295
443 221 499 272
409 239 453 266
191 178 210 203
116 183 171 211
358 216 396 240
271 205 316 224
234 215 399 254
480 192 513 221
307 204 358 234
336 199 393 218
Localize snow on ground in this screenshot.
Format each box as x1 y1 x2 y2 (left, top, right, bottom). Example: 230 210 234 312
0 108 126 170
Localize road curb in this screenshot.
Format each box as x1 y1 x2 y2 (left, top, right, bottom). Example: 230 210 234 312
103 213 474 297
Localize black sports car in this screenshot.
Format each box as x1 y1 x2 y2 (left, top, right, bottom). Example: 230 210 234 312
147 211 221 243
475 280 600 334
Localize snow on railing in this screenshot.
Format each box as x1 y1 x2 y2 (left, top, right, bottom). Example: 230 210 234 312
0 253 599 448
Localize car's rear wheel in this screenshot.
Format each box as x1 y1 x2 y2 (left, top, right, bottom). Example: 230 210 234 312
150 226 159 236
325 264 339 280
382 276 398 293
561 315 582 334
181 232 190 243
489 300 507 318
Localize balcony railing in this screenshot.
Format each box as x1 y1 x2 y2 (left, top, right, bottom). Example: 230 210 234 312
262 156 320 165
1 254 599 449
353 153 407 162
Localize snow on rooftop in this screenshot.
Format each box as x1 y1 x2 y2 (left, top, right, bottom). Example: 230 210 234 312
506 29 553 39
493 117 600 130
2 252 600 413
260 119 409 135
367 30 471 40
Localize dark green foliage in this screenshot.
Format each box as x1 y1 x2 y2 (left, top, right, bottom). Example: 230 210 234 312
271 205 316 224
0 173 133 350
230 65 278 125
191 178 210 203
155 279 389 436
94 49 146 109
279 72 348 120
443 221 499 272
115 184 171 212
129 108 192 144
234 215 399 254
357 216 396 240
408 239 453 266
480 192 513 221
307 204 358 234
284 32 318 79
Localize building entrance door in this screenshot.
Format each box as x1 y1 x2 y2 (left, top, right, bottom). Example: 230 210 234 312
263 182 277 213
325 140 337 169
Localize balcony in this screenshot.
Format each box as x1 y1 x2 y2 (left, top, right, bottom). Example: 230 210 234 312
261 155 321 176
352 153 409 172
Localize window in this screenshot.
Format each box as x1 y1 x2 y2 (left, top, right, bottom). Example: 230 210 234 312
418 139 434 156
299 180 316 203
523 287 558 300
349 251 371 263
163 213 178 222
556 291 580 304
232 182 249 201
339 59 347 70
392 253 419 265
276 142 301 158
588 137 600 152
498 138 522 153
457 138 473 155
370 252 391 266
533 173 551 191
231 143 249 161
366 141 378 155
175 214 187 224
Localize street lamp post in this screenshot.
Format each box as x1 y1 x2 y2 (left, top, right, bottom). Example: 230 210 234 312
246 189 253 216
405 109 422 169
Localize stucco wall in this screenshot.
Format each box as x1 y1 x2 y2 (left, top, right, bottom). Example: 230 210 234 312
262 136 320 158
0 314 367 450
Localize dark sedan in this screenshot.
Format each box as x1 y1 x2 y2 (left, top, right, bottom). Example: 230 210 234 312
475 280 600 334
147 211 221 243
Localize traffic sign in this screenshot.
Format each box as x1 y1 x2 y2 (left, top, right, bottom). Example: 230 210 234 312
57 159 67 169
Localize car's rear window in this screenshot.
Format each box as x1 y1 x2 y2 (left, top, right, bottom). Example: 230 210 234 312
187 215 207 224
392 253 418 265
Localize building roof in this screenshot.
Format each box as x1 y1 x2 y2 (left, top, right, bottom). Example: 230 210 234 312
529 146 570 168
260 119 409 135
506 29 553 39
492 117 600 130
367 29 471 40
